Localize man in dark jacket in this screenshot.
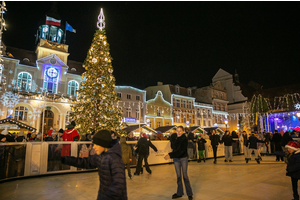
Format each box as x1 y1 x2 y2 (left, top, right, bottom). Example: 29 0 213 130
281 131 294 163
272 130 284 161
134 133 157 175
62 130 128 200
285 141 300 200
209 130 221 164
222 131 233 162
246 132 265 164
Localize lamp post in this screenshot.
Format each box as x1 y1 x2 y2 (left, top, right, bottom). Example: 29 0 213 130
224 119 228 131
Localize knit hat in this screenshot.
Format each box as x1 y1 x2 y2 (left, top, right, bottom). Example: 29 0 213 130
92 130 112 148
285 141 300 151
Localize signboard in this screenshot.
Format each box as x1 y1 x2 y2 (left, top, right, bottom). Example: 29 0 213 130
123 118 137 123
0 124 19 129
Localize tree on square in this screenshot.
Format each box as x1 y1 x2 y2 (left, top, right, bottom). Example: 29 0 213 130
70 8 123 135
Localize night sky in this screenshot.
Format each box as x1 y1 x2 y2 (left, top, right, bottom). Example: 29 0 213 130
3 1 300 90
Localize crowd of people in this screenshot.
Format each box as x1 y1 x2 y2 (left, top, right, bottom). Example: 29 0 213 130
2 124 300 200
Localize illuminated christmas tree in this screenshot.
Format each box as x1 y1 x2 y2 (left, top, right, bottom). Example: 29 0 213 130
70 8 123 134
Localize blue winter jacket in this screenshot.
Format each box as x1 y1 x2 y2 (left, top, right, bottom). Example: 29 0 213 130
63 142 127 200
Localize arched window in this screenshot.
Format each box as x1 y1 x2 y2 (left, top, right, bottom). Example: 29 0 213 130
17 72 32 91
14 106 29 121
67 80 79 96
57 29 63 43
43 67 59 93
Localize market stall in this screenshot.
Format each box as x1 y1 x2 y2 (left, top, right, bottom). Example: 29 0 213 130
154 125 177 136
0 118 36 134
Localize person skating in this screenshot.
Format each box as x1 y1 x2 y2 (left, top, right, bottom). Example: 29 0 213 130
222 131 234 162
164 126 193 200
246 132 265 164
209 129 221 164
285 141 300 200
61 130 128 200
120 137 132 179
197 134 206 163
134 133 157 175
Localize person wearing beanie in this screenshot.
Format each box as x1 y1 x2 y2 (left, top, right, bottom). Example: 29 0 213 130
285 141 300 200
62 129 128 200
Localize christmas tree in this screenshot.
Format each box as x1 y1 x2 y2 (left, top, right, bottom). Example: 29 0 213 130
70 8 123 135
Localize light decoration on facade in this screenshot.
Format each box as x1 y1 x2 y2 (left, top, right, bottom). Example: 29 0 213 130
295 103 300 110
97 8 105 31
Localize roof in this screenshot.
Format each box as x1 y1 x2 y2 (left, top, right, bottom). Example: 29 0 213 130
122 124 157 134
0 118 37 131
155 125 176 133
204 127 224 134
4 46 84 75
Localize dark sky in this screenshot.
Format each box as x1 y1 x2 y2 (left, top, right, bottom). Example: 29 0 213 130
4 1 300 89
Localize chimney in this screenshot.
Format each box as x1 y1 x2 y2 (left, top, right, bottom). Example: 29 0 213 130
157 82 163 86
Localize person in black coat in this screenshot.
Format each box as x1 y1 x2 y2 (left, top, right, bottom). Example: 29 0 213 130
209 130 221 164
272 130 284 161
282 131 294 163
134 133 157 175
246 132 265 164
61 130 128 200
222 131 234 162
285 141 300 200
197 134 207 163
164 126 193 200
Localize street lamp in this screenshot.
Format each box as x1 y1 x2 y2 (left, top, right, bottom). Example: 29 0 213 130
224 119 228 131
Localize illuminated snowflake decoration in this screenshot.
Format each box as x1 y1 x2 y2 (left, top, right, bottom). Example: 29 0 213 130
7 84 11 88
295 103 300 110
92 58 97 64
9 70 13 74
0 91 19 108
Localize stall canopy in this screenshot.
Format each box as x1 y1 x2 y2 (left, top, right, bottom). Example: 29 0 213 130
0 118 37 132
189 126 206 134
155 125 177 133
122 124 157 134
204 127 224 135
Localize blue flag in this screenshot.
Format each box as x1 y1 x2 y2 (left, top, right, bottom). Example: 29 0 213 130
66 22 76 33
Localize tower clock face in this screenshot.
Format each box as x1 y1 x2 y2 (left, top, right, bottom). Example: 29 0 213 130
47 68 58 78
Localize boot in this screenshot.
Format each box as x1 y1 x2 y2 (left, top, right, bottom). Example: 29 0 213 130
246 158 249 163
197 159 200 163
255 158 260 164
203 158 206 162
140 167 143 174
258 156 262 161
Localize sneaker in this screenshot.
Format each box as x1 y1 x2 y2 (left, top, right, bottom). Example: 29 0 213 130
214 160 217 164
172 193 182 199
224 160 228 162
134 172 139 176
246 159 249 163
203 159 206 163
197 160 200 163
188 196 193 200
229 160 233 162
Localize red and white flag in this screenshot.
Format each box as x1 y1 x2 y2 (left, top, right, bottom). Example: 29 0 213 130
46 16 61 26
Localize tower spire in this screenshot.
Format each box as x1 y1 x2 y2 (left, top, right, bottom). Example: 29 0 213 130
97 8 105 31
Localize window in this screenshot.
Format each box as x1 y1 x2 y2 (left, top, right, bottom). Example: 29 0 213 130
127 94 131 100
220 93 223 99
216 92 219 98
157 122 161 127
197 120 200 126
187 89 191 96
176 86 180 94
14 106 28 121
203 120 206 127
0 64 3 83
208 121 211 127
17 72 32 91
117 92 122 98
57 29 63 43
136 108 139 118
176 114 180 123
183 115 186 123
188 101 192 109
176 99 180 107
67 80 79 96
189 115 192 123
183 101 186 108
166 122 170 126
157 109 161 116
49 26 58 42
136 95 140 101
41 25 49 39
43 67 59 93
126 108 131 118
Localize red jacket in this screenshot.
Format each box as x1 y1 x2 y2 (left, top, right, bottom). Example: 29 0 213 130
61 128 80 156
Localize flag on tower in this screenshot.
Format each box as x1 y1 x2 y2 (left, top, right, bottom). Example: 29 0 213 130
66 22 76 33
46 16 61 26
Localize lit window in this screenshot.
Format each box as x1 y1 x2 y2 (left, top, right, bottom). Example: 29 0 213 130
43 67 59 93
17 72 32 91
166 122 170 126
176 99 180 107
157 122 161 127
14 106 29 121
126 108 131 118
208 121 211 127
176 114 180 123
183 115 186 123
189 115 192 123
41 25 49 39
57 29 63 43
203 120 206 127
67 80 79 96
49 26 58 42
127 94 131 100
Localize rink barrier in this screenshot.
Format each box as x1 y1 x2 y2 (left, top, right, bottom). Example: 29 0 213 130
0 139 254 181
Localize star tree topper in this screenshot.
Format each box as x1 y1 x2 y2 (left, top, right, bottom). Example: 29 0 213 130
97 8 105 31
